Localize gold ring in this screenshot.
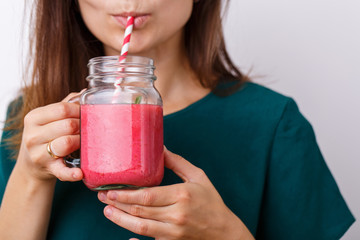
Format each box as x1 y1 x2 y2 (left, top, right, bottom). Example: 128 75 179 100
46 141 61 159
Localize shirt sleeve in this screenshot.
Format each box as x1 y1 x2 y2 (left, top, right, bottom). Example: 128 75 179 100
256 98 355 240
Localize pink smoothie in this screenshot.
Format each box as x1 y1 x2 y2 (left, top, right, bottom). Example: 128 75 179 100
80 104 164 190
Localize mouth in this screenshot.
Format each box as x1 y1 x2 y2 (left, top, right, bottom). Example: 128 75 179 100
112 12 151 29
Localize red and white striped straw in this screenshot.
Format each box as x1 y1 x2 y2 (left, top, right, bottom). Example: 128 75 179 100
113 16 134 100
119 16 134 62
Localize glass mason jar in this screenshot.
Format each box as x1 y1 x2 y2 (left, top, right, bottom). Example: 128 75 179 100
66 56 164 191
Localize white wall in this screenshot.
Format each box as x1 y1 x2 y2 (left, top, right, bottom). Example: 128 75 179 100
0 0 359 239
223 0 359 239
0 0 24 122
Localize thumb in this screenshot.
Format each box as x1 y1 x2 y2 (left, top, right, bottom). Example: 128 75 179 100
164 147 207 183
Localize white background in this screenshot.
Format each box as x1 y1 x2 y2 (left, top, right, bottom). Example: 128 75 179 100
1 0 359 239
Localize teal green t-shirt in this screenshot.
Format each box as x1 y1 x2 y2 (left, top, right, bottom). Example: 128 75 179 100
0 82 355 239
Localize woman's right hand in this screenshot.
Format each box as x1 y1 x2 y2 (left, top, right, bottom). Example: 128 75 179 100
16 92 83 183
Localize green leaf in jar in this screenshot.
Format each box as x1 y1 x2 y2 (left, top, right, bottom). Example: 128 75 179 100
135 96 142 104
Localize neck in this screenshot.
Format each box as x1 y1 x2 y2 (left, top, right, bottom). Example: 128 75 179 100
149 37 198 103
151 43 210 115
104 30 211 115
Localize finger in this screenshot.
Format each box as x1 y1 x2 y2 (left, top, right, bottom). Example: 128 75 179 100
103 205 168 238
164 147 208 183
27 102 80 125
104 185 179 207
98 192 173 222
48 135 80 157
39 118 80 143
48 158 83 182
107 201 168 221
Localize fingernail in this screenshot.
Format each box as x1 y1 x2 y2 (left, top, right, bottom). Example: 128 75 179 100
99 192 106 201
108 191 117 200
72 173 78 178
105 207 112 217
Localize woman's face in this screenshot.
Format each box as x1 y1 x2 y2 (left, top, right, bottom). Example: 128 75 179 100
78 0 194 56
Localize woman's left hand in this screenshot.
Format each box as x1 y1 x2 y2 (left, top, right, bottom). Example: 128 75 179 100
98 148 254 240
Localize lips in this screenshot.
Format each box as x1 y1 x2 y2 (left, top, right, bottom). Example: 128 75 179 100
113 13 150 29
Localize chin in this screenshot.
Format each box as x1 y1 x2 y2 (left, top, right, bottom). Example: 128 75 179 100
105 36 152 57
128 46 151 57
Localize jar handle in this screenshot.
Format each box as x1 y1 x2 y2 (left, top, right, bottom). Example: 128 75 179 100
68 92 82 103
63 92 83 168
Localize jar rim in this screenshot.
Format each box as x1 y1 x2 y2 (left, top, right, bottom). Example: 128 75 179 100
88 55 154 67
87 55 156 82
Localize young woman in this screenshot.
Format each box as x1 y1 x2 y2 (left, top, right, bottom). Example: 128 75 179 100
0 0 354 239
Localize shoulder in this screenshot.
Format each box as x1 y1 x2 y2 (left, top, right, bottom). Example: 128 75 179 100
215 82 293 111
2 97 23 132
211 82 305 128
6 97 23 119
1 97 23 150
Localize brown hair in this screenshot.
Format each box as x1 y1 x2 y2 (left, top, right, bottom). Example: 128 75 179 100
4 0 248 151
187 0 247 93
